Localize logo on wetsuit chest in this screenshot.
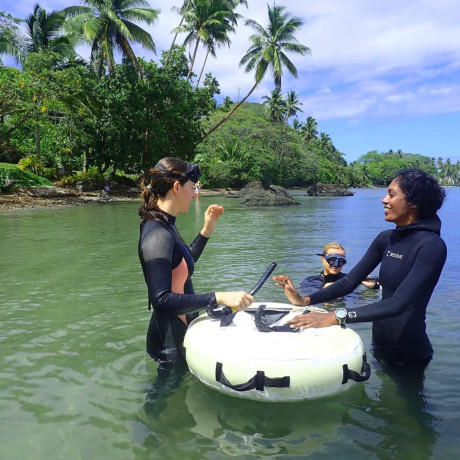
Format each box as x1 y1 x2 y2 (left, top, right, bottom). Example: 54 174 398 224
386 250 404 259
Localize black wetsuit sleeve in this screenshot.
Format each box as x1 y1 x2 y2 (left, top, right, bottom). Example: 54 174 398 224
309 234 384 306
141 226 216 316
345 241 446 323
188 233 209 261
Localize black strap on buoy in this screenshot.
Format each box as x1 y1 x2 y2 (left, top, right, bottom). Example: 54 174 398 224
215 362 290 392
206 262 277 325
341 353 371 383
254 304 311 332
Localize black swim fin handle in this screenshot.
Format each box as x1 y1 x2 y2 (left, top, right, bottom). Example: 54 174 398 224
206 262 277 319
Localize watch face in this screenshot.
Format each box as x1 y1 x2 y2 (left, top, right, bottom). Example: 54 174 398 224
335 308 347 319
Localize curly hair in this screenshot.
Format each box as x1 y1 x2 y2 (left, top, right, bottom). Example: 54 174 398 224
138 157 190 222
393 168 445 219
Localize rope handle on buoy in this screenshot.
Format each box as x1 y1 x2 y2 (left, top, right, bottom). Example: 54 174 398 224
206 262 277 321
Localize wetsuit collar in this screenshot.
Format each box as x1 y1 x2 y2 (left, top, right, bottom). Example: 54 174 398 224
165 212 176 226
320 272 345 283
395 214 442 235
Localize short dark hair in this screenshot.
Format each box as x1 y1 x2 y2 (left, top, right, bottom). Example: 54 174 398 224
393 168 445 219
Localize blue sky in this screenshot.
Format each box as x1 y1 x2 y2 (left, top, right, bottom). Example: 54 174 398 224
2 0 460 163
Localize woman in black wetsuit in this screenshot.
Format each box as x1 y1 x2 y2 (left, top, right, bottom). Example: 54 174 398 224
274 168 447 367
138 157 253 364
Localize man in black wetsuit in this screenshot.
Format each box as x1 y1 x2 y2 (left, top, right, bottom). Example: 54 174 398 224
275 169 447 367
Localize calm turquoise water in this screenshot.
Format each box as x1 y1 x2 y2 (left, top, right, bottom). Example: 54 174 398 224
1 188 459 459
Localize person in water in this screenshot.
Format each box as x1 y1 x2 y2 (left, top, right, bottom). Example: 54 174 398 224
299 241 380 292
274 168 447 367
195 180 202 199
138 157 253 363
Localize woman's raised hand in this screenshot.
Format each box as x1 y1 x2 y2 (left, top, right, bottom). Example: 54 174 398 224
201 205 224 237
273 275 310 306
215 291 253 311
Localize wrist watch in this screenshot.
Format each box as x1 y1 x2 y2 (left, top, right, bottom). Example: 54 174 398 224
334 308 348 325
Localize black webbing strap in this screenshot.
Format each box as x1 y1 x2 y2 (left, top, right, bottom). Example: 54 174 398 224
341 353 371 383
254 304 309 332
215 362 290 392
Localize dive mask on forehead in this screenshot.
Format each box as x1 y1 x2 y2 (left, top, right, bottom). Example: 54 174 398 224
151 161 201 183
316 253 347 267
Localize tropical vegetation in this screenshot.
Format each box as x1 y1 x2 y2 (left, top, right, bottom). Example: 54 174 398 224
1 1 459 192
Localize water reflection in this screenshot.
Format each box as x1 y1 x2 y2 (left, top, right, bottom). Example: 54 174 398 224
139 343 438 459
352 355 439 459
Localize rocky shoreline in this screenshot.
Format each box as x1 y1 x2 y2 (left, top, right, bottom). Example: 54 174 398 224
0 182 353 211
0 186 227 211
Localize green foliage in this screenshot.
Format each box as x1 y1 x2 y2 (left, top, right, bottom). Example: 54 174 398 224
197 103 346 188
62 0 160 77
60 169 104 186
0 163 52 188
84 57 215 173
436 157 460 186
18 154 44 174
351 150 437 186
0 53 94 173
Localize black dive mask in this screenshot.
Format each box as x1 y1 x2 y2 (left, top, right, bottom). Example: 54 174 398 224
151 162 201 183
317 253 347 267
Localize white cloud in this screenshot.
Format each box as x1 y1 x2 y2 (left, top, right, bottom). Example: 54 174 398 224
4 0 460 122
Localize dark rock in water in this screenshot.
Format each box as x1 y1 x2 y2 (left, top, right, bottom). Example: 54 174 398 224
237 181 300 206
307 183 353 196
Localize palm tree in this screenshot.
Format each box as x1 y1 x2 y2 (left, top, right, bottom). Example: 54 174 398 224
167 1 247 74
195 1 248 86
262 87 287 123
0 28 23 64
300 116 318 145
25 4 75 57
195 17 232 87
291 118 302 133
63 0 160 77
319 132 333 152
203 3 310 141
284 90 302 124
165 0 193 68
241 4 309 89
0 12 24 63
177 0 239 81
0 5 76 65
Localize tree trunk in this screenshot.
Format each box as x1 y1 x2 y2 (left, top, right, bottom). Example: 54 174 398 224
201 82 258 141
196 48 210 88
119 36 143 77
35 114 41 158
165 0 192 67
83 148 88 173
186 39 200 81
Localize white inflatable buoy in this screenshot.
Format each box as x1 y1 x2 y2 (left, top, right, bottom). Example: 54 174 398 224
184 302 370 402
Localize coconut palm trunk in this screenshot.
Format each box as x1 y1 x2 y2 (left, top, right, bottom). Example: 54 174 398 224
186 38 200 80
165 0 193 67
196 48 210 87
202 82 258 141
